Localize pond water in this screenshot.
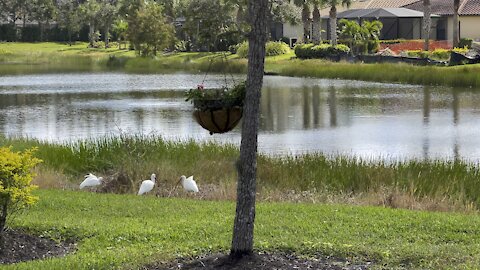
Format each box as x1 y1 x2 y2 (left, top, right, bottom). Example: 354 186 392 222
0 72 479 160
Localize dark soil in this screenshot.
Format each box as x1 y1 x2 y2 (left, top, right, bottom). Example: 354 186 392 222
145 252 372 270
0 229 75 264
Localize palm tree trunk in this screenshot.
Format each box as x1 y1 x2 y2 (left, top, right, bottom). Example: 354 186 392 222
453 0 460 47
330 5 337 46
88 21 94 47
312 4 321 45
104 25 109 48
302 4 311 43
423 0 431 51
230 0 268 259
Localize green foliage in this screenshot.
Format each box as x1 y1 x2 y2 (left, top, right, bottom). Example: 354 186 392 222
406 48 469 61
185 81 246 109
0 147 42 233
236 41 249 58
339 19 382 54
237 41 290 58
127 1 175 56
294 43 350 59
458 38 473 49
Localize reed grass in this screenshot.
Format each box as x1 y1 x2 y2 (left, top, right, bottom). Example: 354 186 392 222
1 135 479 211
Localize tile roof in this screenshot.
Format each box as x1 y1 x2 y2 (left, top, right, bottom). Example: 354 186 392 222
366 0 420 8
460 0 480 15
404 0 480 16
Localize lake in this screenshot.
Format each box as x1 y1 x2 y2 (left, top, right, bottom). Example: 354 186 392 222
0 72 479 160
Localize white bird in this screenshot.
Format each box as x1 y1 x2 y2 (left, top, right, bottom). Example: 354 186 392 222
80 173 103 189
178 175 199 193
138 173 156 195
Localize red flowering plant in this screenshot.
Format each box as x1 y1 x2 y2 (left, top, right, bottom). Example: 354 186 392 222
185 82 246 110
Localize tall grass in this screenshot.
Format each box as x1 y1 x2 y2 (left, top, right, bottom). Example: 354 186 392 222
274 59 480 88
1 135 479 210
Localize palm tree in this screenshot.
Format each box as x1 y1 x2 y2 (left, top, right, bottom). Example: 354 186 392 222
327 0 351 46
453 0 460 47
423 0 431 51
311 0 323 44
292 0 311 43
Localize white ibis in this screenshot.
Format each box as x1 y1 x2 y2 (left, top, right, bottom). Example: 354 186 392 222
80 173 103 189
178 175 199 193
138 173 156 195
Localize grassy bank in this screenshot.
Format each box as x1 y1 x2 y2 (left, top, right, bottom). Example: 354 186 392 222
1 42 480 88
1 135 479 212
3 189 480 269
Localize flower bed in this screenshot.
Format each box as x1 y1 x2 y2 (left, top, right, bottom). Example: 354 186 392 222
379 40 452 53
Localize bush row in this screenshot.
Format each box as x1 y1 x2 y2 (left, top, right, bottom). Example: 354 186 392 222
294 43 350 59
405 47 469 61
234 41 290 58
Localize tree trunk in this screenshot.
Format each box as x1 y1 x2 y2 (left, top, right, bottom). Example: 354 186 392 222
423 0 431 51
330 5 337 46
301 4 311 43
453 0 460 47
230 0 268 258
88 21 94 47
312 4 321 45
104 25 109 48
39 22 44 42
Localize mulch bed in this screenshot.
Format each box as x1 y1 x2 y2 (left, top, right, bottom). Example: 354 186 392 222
0 229 75 264
145 252 372 270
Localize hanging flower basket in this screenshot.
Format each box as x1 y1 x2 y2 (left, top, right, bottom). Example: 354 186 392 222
186 83 245 135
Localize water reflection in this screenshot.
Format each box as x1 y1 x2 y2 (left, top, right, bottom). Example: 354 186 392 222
0 73 479 160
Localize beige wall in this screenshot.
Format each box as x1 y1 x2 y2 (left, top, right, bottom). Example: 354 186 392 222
447 16 480 42
283 23 304 45
460 16 480 41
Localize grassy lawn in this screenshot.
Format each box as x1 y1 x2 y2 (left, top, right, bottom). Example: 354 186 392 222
1 42 479 88
3 189 480 269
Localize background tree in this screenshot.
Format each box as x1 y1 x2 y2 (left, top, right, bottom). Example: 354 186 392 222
98 0 118 48
58 0 82 45
291 0 311 43
127 1 174 56
183 0 234 51
31 0 57 41
79 0 101 47
452 0 460 47
0 0 25 40
230 0 269 257
0 147 41 240
112 19 128 49
422 0 431 51
327 0 351 46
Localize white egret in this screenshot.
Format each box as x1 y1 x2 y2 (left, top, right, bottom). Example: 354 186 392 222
178 175 199 193
138 173 156 195
80 173 103 189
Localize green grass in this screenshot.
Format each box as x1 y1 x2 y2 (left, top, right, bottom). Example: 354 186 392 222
3 189 480 269
1 42 480 88
1 135 480 211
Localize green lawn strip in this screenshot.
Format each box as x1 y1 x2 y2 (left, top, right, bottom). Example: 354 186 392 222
3 189 480 269
2 42 480 88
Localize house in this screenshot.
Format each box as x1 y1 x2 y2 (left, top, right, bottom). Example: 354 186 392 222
280 0 480 45
404 0 480 41
321 8 440 40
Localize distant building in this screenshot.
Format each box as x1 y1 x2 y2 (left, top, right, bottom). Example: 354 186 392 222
279 0 480 45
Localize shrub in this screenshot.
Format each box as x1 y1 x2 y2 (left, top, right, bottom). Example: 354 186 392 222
405 48 469 60
294 43 350 59
458 38 473 49
0 147 42 234
236 41 290 58
236 41 249 57
265 41 290 56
